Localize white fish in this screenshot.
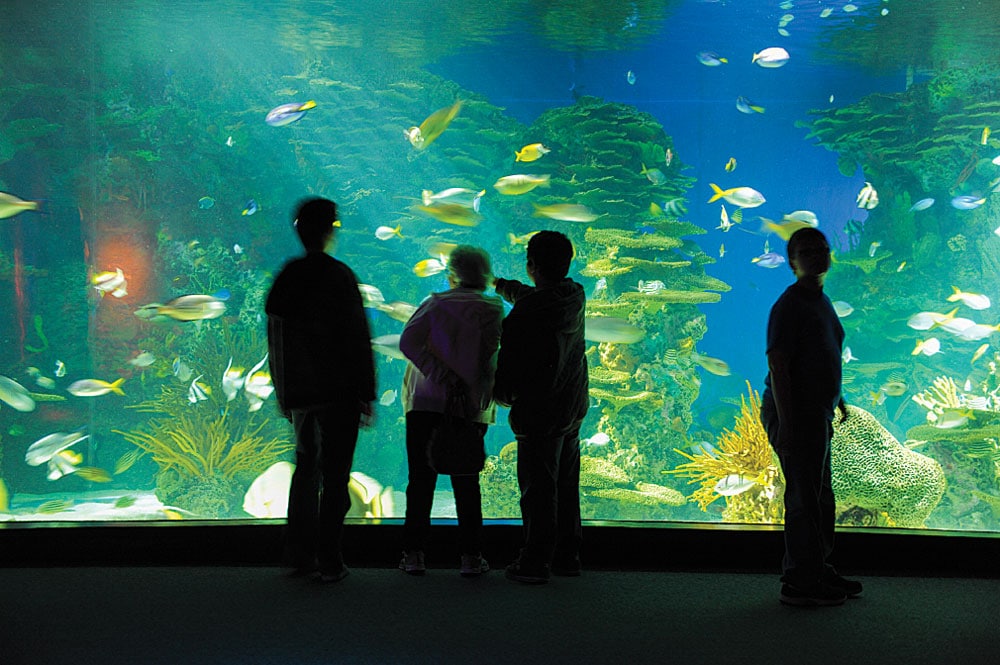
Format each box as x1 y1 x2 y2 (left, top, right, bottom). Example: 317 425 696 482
67 378 125 397
582 432 611 447
956 323 1000 342
856 182 879 209
939 317 976 335
188 375 210 403
0 375 36 412
691 352 731 376
584 317 645 344
909 198 935 212
832 301 854 318
372 334 406 360
841 346 858 364
932 410 971 429
912 338 942 356
46 449 83 481
708 183 766 208
25 430 89 466
714 473 756 496
358 284 385 308
54 360 67 377
718 204 733 232
222 358 245 402
907 309 958 331
375 301 418 323
375 225 403 241
421 188 485 212
243 461 293 518
947 287 991 311
784 210 818 226
752 47 789 68
637 280 666 294
868 241 881 257
128 351 156 368
820 7 833 18
379 389 397 406
843 3 858 11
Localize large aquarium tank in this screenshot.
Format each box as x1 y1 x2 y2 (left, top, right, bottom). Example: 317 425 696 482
2 0 1000 534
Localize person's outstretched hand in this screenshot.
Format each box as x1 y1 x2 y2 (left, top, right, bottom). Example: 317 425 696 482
836 398 849 424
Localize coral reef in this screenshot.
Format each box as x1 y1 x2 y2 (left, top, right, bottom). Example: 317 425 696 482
832 405 946 528
668 382 783 524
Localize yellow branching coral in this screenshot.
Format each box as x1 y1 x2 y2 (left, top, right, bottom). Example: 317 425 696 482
667 381 783 523
588 388 662 413
580 258 634 278
616 290 722 305
911 375 963 413
585 228 683 250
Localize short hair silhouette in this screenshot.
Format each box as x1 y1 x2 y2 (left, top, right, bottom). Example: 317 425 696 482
786 227 829 258
527 231 574 280
449 245 492 290
293 197 338 250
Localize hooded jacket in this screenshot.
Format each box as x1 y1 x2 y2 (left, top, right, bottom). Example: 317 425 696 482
493 277 589 435
265 252 376 413
399 288 504 424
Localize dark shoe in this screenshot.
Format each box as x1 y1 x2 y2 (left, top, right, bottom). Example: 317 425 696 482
460 554 490 577
318 565 349 583
505 561 550 585
824 572 863 598
399 550 426 576
551 557 582 577
780 582 847 607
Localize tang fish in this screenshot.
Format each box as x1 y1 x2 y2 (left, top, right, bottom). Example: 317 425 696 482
493 174 550 196
515 143 550 162
640 163 668 185
833 301 853 317
708 183 765 208
696 51 728 66
379 389 398 406
241 199 259 216
406 100 462 150
736 96 766 114
752 252 785 268
626 70 636 85
951 195 986 210
691 352 731 376
372 334 406 360
265 100 316 127
725 157 737 172
0 191 40 219
198 196 215 209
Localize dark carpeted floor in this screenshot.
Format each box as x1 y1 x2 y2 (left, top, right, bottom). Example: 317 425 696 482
2 565 996 665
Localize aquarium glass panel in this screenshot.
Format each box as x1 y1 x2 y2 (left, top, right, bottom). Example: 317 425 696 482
3 0 1000 532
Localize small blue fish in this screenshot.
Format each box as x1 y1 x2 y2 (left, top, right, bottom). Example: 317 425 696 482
752 252 786 268
626 70 636 85
909 197 935 212
951 195 986 210
212 288 231 302
198 196 215 210
241 199 258 216
736 96 766 114
265 100 316 127
696 51 728 66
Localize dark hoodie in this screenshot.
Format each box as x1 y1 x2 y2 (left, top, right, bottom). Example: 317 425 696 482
493 277 589 435
265 252 376 413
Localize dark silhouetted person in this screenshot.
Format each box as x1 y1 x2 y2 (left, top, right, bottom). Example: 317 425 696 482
760 227 862 606
266 197 376 583
398 245 503 577
493 230 588 584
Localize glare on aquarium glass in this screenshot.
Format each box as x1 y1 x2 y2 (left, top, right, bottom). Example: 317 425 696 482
2 0 1000 532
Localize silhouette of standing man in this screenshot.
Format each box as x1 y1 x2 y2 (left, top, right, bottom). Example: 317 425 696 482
760 227 862 606
266 197 376 583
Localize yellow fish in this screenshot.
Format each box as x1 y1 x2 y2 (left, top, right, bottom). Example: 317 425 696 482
982 127 991 146
0 477 8 512
411 203 481 227
37 499 72 514
428 241 458 258
493 174 551 195
413 258 447 278
515 143 550 162
531 203 598 222
67 377 126 397
972 343 990 365
75 466 113 483
649 202 666 218
406 100 462 150
114 449 144 475
759 217 815 241
725 157 737 172
691 352 731 376
0 191 40 220
508 231 539 247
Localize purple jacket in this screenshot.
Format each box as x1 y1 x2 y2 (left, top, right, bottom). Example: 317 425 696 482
399 287 504 423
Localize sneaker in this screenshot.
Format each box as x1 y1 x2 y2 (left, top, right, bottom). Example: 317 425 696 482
399 550 426 576
824 572 863 598
551 556 582 577
318 565 349 584
505 560 550 585
460 554 490 577
780 582 847 607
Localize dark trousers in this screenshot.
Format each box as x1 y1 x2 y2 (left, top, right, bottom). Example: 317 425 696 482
760 397 836 587
402 411 485 556
515 424 584 567
285 404 360 573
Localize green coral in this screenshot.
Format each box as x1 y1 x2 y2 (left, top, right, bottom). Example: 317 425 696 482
832 405 946 528
585 228 683 251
